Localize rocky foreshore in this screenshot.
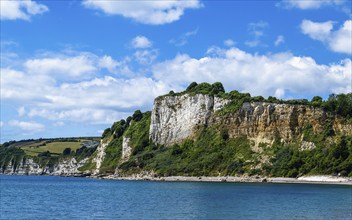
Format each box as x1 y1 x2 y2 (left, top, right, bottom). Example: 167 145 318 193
97 175 352 185
3 171 351 185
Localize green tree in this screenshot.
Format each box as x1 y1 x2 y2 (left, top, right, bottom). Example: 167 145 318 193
63 148 71 156
126 116 132 125
132 110 143 122
311 96 323 107
211 82 225 94
186 82 198 91
102 128 111 139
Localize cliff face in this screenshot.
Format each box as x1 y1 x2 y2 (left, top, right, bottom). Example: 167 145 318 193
149 94 228 145
92 139 110 174
2 158 89 176
216 102 325 145
150 94 352 146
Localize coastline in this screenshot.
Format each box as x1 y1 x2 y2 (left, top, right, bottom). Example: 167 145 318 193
99 175 352 185
2 173 351 185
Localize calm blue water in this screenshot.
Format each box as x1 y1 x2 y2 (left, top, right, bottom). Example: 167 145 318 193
0 175 351 219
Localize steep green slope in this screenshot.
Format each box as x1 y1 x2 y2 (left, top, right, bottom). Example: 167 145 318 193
0 137 98 172
114 123 352 177
99 82 352 177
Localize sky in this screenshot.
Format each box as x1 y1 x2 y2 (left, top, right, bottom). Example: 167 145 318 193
0 0 351 143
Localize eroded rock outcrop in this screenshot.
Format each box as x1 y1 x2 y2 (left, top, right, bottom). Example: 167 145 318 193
92 139 110 174
149 94 228 145
2 158 89 176
121 137 132 162
150 94 352 146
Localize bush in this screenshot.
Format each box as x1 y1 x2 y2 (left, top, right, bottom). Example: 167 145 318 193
186 82 198 91
132 110 143 122
63 148 71 156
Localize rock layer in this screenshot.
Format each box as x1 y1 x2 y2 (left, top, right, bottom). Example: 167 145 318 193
2 158 89 176
149 94 228 145
92 139 110 174
150 94 352 146
121 137 132 162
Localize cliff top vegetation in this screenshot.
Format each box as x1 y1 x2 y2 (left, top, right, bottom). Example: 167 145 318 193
160 82 352 119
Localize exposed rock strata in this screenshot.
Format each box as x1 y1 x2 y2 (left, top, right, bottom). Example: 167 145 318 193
149 94 228 145
92 139 110 174
150 94 352 146
121 137 132 162
2 158 89 176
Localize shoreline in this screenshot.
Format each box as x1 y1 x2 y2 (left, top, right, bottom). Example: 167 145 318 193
2 173 351 185
99 175 352 185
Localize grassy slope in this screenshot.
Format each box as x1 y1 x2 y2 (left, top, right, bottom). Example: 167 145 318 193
1 138 98 170
97 83 352 177
21 142 81 156
115 122 352 177
99 112 151 173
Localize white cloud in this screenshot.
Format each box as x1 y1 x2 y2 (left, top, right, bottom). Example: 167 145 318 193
169 28 198 46
131 36 152 49
329 20 352 54
245 21 269 47
17 107 26 117
2 59 170 124
245 40 260 47
279 0 345 9
0 121 4 127
53 121 65 127
2 47 351 128
24 54 98 78
20 75 168 124
153 47 351 98
0 0 48 20
248 21 268 37
275 35 285 46
301 20 334 41
99 55 119 73
8 120 45 133
134 49 159 65
301 20 352 54
224 39 236 47
83 0 202 25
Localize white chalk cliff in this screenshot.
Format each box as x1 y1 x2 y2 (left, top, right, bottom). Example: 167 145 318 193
149 94 228 145
149 94 352 146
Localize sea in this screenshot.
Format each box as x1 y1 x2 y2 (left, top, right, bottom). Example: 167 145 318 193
0 175 351 219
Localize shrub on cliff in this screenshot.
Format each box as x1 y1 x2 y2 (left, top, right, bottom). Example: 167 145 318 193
132 110 143 122
63 148 71 156
0 146 25 172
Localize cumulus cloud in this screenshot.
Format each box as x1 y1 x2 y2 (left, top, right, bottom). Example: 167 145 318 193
24 54 98 78
274 35 285 46
301 19 352 54
82 0 202 25
131 36 152 49
8 120 45 133
2 47 351 128
0 0 48 20
279 0 345 9
134 49 159 65
153 47 351 99
1 63 170 124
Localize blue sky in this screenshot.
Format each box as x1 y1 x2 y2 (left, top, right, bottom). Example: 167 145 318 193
1 0 351 143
